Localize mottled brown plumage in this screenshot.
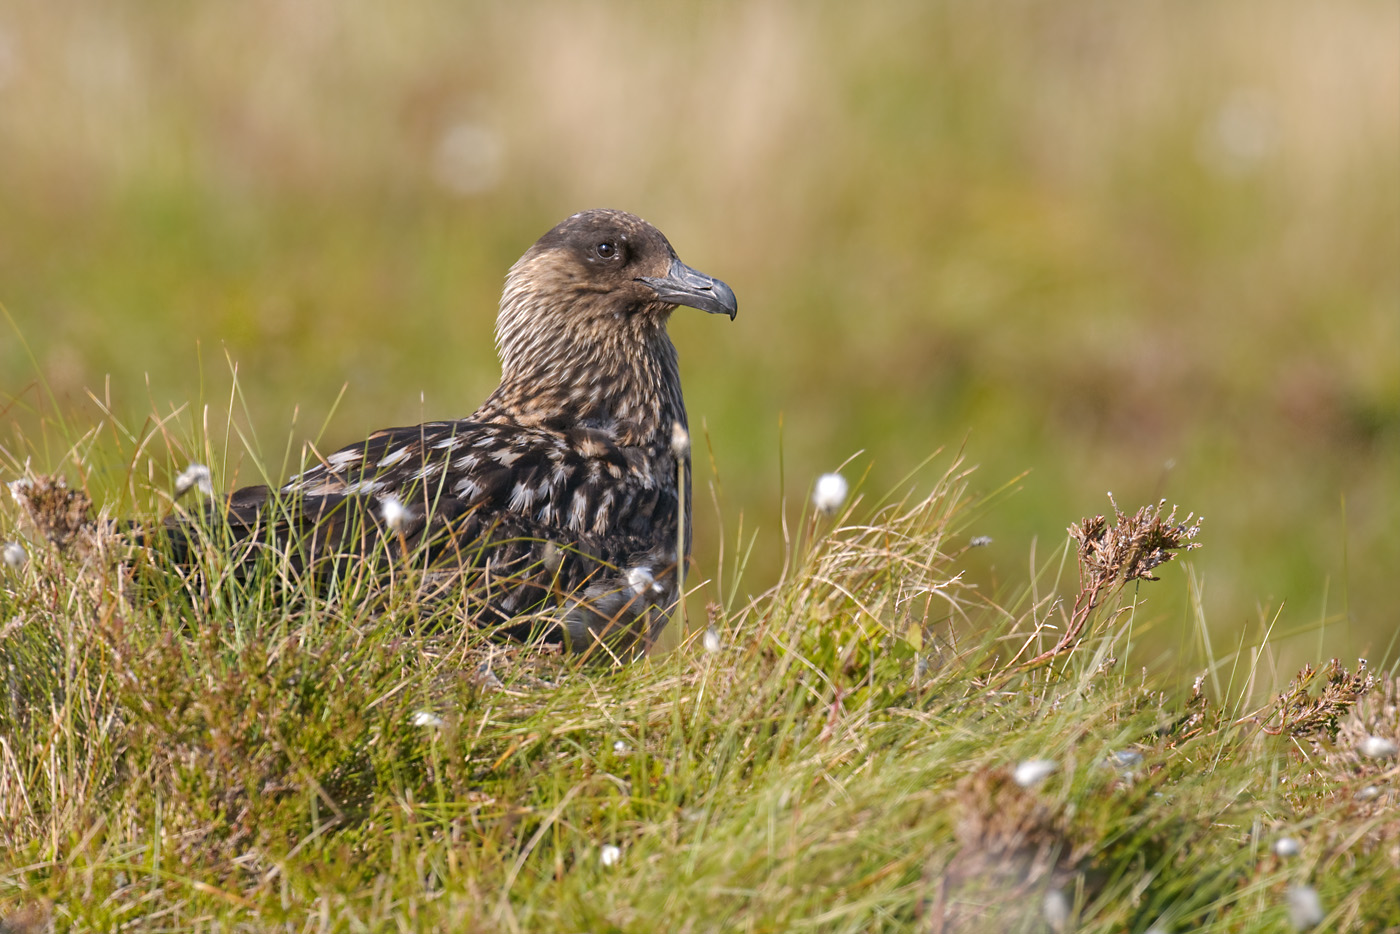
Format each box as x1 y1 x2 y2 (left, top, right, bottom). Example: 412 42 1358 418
172 210 736 651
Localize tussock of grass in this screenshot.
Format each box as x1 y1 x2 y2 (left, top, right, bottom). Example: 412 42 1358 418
1 414 1398 932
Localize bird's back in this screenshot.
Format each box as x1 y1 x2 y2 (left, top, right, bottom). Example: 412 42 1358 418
166 415 683 649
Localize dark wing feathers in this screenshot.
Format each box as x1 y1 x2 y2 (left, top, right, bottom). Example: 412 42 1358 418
283 420 679 541
167 418 678 649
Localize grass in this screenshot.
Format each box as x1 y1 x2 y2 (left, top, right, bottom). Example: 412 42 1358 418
0 5 1396 926
1 1 1396 666
2 396 1398 932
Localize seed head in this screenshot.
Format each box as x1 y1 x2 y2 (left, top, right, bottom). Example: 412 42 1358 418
812 472 848 516
702 627 722 654
1286 884 1324 929
174 463 214 498
1013 758 1058 788
380 495 408 533
626 566 657 596
1358 735 1398 759
670 420 690 459
7 475 93 548
1273 836 1301 858
1042 888 1070 931
2 541 25 570
599 844 622 867
1107 750 1143 771
412 711 445 729
1070 497 1202 585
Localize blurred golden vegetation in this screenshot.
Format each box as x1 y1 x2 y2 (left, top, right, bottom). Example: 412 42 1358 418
1 1 1396 671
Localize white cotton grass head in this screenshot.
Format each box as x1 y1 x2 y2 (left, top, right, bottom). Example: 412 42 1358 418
702 627 722 654
599 844 622 867
812 472 848 516
1107 750 1143 771
380 494 408 533
626 566 656 596
412 711 445 729
670 420 690 459
174 463 213 498
1013 758 1058 788
1286 884 1324 929
613 740 629 755
1358 735 1398 759
1273 836 1301 858
2 541 25 570
1042 887 1070 931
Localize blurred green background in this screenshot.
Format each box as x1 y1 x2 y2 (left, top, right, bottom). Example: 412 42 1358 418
2 2 1396 673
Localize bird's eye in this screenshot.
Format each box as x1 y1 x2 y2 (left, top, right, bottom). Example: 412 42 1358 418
595 242 617 260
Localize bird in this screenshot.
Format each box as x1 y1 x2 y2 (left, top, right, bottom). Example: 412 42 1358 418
161 209 736 653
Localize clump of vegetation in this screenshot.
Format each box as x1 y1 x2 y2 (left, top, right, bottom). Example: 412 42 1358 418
8 475 97 552
1007 497 1202 670
1262 658 1376 740
1 407 1396 932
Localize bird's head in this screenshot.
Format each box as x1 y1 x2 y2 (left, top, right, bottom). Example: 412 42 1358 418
496 210 736 380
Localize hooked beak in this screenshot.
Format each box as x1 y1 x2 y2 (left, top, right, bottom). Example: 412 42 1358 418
638 258 738 320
